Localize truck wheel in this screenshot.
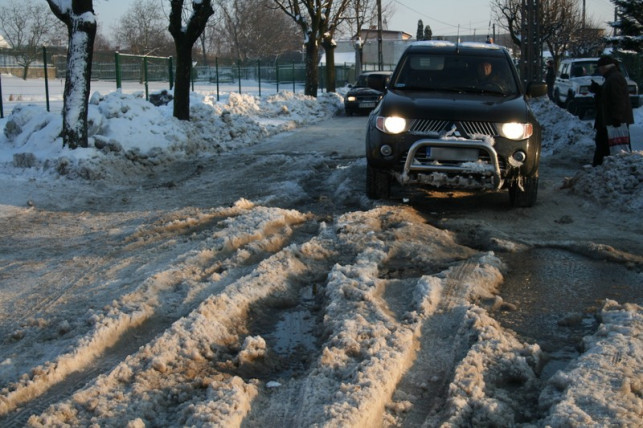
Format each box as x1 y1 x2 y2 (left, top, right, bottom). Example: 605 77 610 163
509 176 538 207
564 92 574 109
554 88 564 107
567 99 582 117
366 164 391 199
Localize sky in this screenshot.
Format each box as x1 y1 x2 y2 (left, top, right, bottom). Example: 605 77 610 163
385 0 618 36
0 74 641 426
92 0 619 38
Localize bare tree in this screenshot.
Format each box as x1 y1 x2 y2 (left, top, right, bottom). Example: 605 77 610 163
113 0 173 55
217 0 245 61
94 32 114 51
46 0 96 149
342 0 393 72
567 18 606 57
216 0 300 62
273 0 351 96
320 0 351 92
0 0 65 79
169 0 214 121
492 0 585 69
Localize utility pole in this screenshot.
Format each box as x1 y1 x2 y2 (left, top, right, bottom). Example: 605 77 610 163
582 0 586 28
520 0 542 86
377 0 383 70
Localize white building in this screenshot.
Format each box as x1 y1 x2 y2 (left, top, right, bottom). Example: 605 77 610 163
320 29 413 69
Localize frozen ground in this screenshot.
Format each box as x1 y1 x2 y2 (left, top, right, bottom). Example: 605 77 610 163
0 73 641 427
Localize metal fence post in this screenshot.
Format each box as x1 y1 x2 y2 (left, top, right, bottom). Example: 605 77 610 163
237 62 241 93
43 46 50 112
292 62 295 93
215 57 220 101
276 61 279 93
258 60 261 97
115 52 122 90
168 56 174 90
0 73 4 118
143 56 149 100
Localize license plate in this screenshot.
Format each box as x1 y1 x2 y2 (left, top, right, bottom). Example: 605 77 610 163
427 147 478 161
359 102 376 108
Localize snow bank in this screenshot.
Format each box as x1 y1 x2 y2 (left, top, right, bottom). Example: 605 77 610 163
541 301 642 426
530 97 643 213
1 88 342 181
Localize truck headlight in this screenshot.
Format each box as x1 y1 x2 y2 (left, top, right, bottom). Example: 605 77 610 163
498 122 533 140
376 116 407 134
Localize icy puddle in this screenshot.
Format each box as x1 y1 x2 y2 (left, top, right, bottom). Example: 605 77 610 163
496 247 642 379
247 285 321 378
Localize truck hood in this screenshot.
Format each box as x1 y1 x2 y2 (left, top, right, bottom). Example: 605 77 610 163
379 89 534 123
346 87 384 97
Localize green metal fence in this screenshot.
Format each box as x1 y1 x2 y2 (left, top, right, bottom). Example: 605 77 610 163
1 46 402 117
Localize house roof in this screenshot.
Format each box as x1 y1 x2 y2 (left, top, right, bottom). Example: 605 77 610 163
355 29 413 41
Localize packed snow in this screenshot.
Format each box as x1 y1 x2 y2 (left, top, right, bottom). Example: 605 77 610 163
0 73 641 426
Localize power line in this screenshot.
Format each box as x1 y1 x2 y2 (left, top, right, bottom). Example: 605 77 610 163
390 0 490 35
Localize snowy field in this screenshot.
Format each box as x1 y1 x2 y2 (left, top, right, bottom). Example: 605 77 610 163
0 72 641 427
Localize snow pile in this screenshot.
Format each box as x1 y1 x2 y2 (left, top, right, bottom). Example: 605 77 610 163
1 88 342 181
530 97 643 213
2 83 640 211
565 153 643 212
541 301 642 426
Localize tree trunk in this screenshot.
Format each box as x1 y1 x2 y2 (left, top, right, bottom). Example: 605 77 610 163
169 0 213 121
173 40 192 121
46 0 96 149
61 16 95 149
322 40 336 93
304 41 319 97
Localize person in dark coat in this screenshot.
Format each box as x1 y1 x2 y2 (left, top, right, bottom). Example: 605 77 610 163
545 60 555 101
590 55 634 166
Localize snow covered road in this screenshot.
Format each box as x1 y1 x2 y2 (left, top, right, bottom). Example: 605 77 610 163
0 90 641 427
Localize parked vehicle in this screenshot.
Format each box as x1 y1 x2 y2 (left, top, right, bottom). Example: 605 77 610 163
365 41 547 207
344 71 392 116
553 57 639 118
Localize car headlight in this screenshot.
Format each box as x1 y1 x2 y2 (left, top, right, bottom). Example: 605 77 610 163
376 116 407 134
498 122 533 140
347 96 356 102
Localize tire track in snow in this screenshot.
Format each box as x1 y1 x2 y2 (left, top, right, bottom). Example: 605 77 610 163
385 260 483 427
24 226 327 426
0 203 313 423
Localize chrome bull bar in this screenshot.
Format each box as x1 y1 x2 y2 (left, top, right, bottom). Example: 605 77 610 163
401 138 503 190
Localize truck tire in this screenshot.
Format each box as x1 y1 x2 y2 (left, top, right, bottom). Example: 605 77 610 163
554 88 564 107
366 164 391 199
509 176 538 208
